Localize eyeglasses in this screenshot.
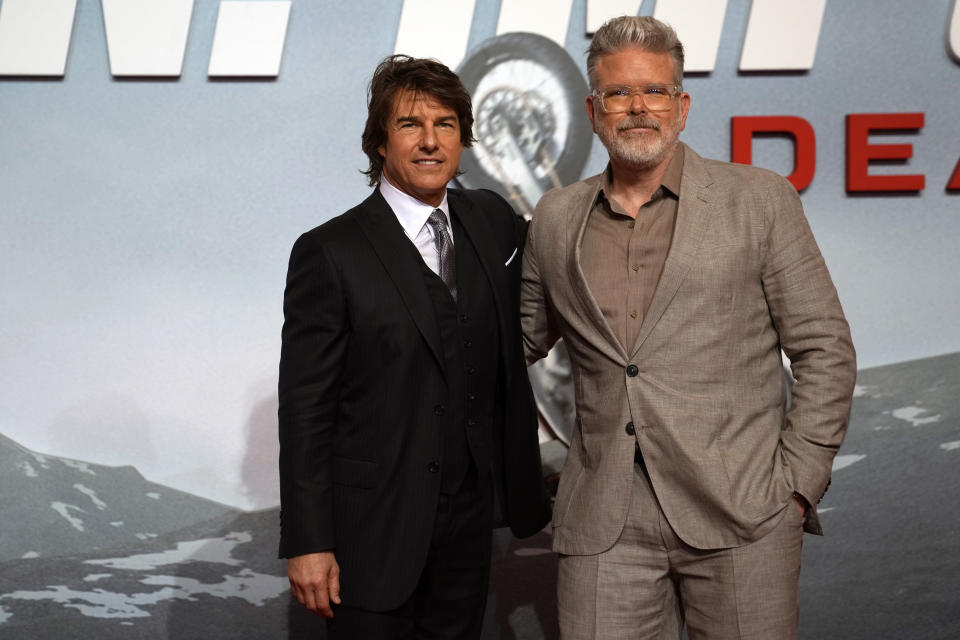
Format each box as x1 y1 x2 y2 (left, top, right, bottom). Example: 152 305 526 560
592 84 682 113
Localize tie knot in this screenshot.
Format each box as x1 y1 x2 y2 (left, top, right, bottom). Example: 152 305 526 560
427 208 446 230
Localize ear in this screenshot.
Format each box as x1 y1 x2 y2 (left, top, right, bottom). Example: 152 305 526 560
377 144 386 158
678 92 691 131
586 95 599 134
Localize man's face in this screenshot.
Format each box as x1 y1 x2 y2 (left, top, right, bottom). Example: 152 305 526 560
586 47 690 170
378 89 463 207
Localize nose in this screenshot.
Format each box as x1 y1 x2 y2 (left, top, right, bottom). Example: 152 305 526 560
419 124 439 150
627 92 646 114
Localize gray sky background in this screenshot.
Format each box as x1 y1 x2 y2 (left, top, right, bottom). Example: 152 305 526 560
1 0 958 508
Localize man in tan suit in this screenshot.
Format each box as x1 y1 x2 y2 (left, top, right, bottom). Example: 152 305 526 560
521 16 856 639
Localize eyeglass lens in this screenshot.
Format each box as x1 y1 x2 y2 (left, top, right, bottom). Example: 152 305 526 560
601 86 674 112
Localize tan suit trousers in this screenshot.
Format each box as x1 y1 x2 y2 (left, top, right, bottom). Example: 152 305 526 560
558 459 804 640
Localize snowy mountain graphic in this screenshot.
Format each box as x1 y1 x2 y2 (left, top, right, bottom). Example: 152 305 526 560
0 433 239 562
0 435 297 637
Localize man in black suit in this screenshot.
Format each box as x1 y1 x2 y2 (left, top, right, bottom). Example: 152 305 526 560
278 55 550 639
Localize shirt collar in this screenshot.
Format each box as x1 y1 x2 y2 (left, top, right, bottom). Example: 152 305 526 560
379 175 450 240
599 143 685 202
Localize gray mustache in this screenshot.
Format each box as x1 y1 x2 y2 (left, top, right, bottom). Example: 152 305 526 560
616 117 661 131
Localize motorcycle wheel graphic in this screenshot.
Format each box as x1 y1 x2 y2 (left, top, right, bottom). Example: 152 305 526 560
456 33 591 449
456 32 593 219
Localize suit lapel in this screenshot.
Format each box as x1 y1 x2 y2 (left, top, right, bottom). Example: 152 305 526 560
353 190 445 374
568 178 629 364
629 144 714 358
448 190 508 331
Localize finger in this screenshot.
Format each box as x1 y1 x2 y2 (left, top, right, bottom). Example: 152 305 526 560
303 585 324 616
315 586 333 618
328 570 342 606
289 579 305 606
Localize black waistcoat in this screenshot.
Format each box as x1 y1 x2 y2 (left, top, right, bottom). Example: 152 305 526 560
418 212 500 495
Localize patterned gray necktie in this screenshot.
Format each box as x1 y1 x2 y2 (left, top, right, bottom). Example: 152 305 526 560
426 208 457 300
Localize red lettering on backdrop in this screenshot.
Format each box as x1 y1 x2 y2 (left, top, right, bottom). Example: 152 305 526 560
947 157 960 191
731 116 816 191
846 113 925 192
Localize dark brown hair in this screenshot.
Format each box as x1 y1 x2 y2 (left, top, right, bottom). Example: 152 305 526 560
361 55 476 186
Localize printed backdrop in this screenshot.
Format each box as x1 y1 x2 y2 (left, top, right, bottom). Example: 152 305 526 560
1 1 957 638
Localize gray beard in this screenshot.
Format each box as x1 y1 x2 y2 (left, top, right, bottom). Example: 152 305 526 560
597 115 679 169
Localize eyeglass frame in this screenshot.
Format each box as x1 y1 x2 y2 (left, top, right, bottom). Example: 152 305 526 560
591 84 685 114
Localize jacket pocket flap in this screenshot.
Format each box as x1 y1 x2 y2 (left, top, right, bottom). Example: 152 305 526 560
333 456 379 489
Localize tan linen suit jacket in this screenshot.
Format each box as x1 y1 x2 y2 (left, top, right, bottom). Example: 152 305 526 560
521 143 856 555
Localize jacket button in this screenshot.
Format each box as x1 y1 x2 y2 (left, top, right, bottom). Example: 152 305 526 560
433 404 445 416
625 421 635 435
427 461 440 473
467 418 477 426
626 364 639 377
467 366 477 375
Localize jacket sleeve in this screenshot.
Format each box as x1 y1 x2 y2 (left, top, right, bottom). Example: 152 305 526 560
277 231 348 558
520 203 561 366
760 176 857 510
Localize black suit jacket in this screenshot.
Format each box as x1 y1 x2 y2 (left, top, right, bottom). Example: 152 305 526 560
278 187 550 610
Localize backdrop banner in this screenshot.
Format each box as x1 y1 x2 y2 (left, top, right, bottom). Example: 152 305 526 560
1 1 957 638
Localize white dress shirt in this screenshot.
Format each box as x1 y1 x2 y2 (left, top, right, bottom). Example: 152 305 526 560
379 176 454 278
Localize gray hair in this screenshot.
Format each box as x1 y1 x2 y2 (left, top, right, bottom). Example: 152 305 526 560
586 16 685 90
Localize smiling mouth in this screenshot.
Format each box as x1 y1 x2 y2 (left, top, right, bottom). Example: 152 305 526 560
414 159 444 165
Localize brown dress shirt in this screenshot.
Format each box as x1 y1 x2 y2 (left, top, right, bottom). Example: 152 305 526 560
580 146 684 352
